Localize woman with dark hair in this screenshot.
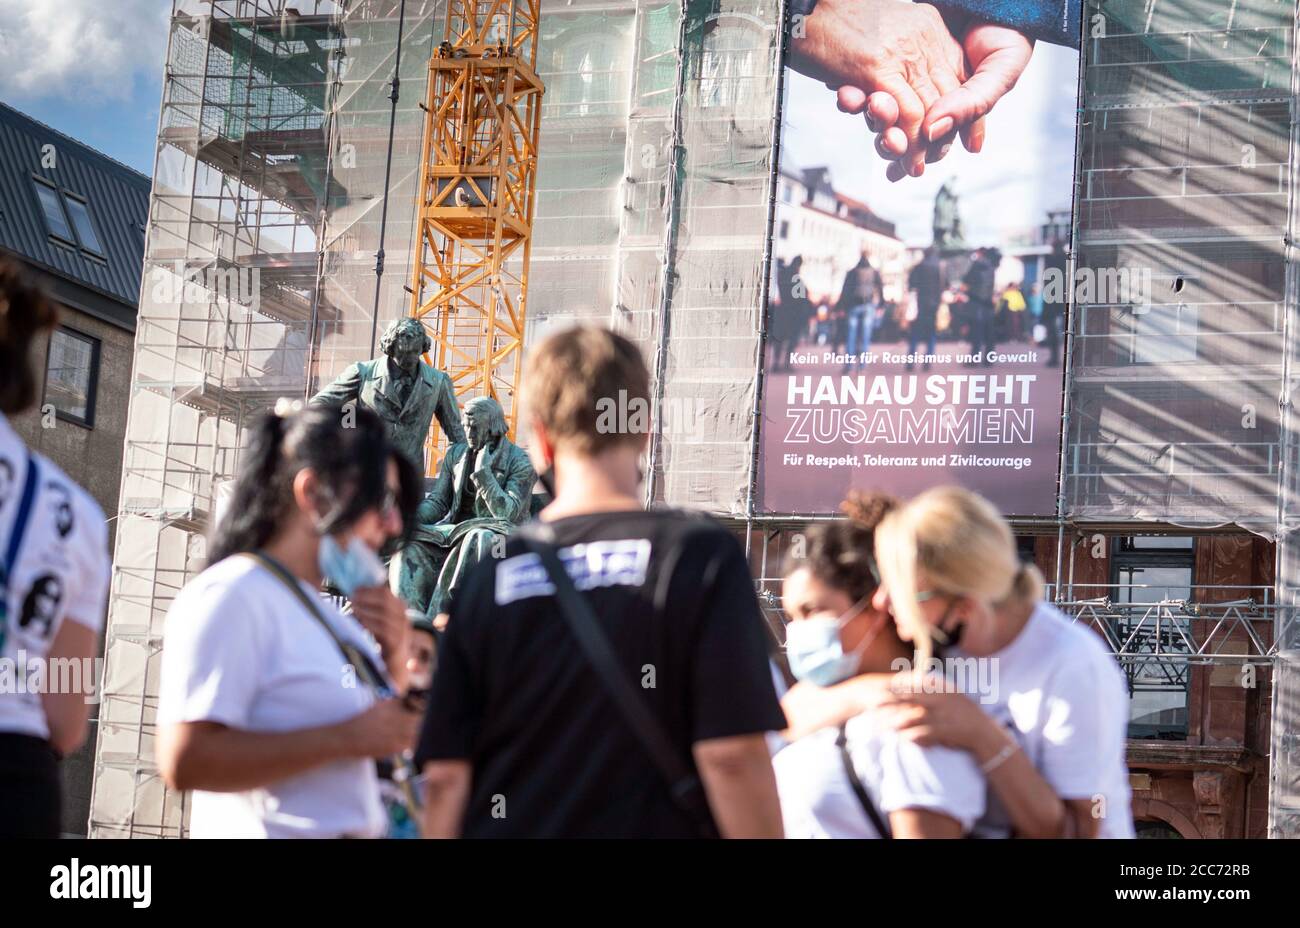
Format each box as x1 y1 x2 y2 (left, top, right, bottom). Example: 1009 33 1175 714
773 493 986 838
0 259 111 838
157 402 424 838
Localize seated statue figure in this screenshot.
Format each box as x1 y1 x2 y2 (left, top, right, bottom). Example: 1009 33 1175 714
392 395 534 618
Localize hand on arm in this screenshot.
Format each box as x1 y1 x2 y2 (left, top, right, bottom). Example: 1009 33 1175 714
436 380 466 445
878 689 1070 838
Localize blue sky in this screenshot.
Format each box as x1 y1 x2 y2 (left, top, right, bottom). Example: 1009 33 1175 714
0 1 170 177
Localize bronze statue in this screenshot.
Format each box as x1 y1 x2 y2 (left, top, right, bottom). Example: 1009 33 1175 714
311 317 465 470
933 177 966 253
391 395 534 618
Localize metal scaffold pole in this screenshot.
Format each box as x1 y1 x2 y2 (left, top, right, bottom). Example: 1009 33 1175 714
1267 0 1300 841
744 0 789 555
644 0 692 507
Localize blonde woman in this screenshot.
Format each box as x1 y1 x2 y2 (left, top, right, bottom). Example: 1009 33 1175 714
871 487 1134 838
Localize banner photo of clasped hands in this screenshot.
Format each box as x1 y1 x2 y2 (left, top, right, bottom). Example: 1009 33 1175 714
759 0 1082 516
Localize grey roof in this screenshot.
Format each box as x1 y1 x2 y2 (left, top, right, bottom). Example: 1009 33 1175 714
0 102 151 326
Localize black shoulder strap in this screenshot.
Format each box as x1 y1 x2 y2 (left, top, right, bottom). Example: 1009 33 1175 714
836 724 893 839
1 450 40 582
517 530 718 838
0 451 40 654
240 551 425 825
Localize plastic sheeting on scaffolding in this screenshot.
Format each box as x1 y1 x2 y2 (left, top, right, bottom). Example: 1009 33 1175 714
1064 3 1293 538
90 0 783 837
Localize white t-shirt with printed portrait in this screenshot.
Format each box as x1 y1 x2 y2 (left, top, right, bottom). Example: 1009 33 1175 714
0 414 111 741
960 601 1135 839
158 554 387 839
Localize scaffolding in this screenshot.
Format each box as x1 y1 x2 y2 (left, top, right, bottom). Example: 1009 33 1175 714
90 0 783 836
89 0 441 837
91 0 1300 837
1067 2 1293 529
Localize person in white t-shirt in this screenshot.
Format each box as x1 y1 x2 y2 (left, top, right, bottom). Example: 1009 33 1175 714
0 261 111 838
774 493 985 838
872 486 1135 839
156 403 423 838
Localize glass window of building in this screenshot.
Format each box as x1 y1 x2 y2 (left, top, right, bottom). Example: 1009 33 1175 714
33 178 75 243
1111 536 1196 740
43 328 100 427
549 22 628 119
699 22 758 109
62 194 105 256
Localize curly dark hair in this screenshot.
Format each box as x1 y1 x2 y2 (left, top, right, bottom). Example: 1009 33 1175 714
0 258 60 414
208 404 422 565
789 491 899 603
378 317 432 357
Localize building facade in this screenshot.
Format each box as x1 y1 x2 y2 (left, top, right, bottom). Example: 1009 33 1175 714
773 167 907 307
90 0 1300 838
0 102 150 834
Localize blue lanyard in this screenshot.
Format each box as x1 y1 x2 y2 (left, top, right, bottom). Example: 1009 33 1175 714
0 451 41 655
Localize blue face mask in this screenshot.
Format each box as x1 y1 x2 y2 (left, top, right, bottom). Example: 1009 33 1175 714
785 594 879 687
318 533 387 598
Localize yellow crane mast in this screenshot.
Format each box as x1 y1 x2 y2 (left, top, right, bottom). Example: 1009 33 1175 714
409 0 545 471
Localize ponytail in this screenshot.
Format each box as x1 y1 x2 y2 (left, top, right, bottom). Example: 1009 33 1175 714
207 411 291 564
1006 562 1045 606
786 491 898 602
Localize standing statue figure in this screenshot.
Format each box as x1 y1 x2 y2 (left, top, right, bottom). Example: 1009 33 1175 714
392 395 534 619
311 317 465 470
933 177 966 252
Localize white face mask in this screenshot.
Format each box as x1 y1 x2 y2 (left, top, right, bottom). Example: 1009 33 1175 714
785 593 881 687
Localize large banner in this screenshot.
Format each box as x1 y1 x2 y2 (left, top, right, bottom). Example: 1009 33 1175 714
758 1 1083 516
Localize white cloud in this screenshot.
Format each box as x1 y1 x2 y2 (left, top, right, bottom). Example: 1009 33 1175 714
0 0 170 103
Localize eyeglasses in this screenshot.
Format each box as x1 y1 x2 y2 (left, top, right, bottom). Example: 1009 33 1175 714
915 589 951 604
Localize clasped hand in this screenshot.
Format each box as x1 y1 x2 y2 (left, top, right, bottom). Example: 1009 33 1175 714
791 0 1033 181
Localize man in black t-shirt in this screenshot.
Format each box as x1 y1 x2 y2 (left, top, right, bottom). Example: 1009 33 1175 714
416 327 786 838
